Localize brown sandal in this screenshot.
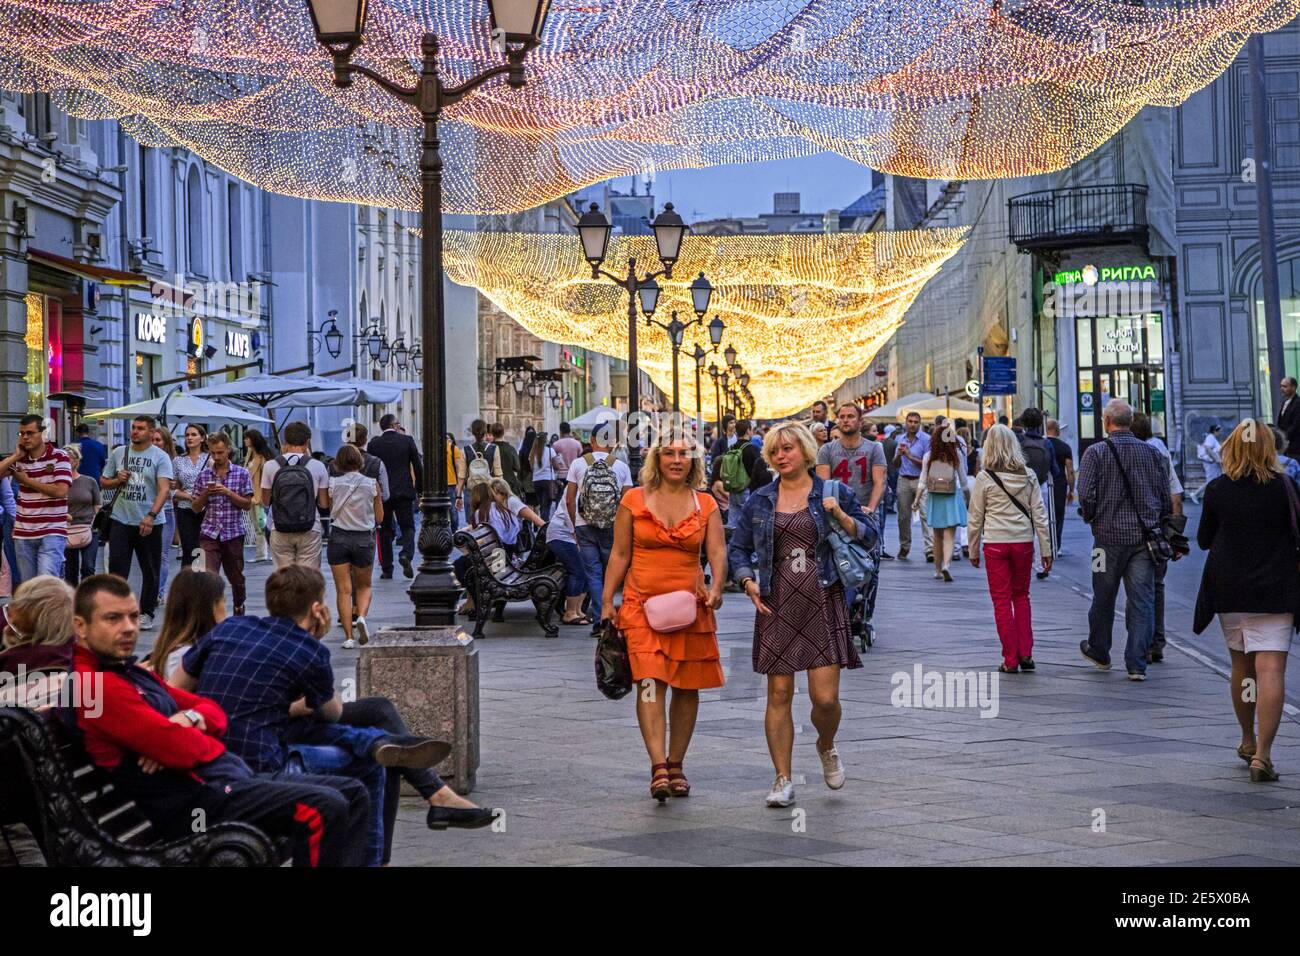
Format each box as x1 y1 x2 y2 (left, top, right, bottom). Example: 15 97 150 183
1237 743 1257 764
1250 756 1280 783
650 763 671 802
665 761 690 797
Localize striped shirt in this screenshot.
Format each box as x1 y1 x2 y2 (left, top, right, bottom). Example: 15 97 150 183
12 445 73 538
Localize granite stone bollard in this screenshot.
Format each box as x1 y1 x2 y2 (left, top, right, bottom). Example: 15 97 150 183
356 626 479 794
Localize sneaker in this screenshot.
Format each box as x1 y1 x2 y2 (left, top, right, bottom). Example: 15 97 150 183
766 774 796 807
1079 640 1111 670
139 613 155 631
1036 570 1050 580
942 568 953 582
925 553 934 563
1018 656 1036 672
879 551 895 561
355 616 371 646
1147 648 1164 663
401 558 414 579
897 549 909 560
1127 670 1147 682
817 746 845 790
342 639 356 649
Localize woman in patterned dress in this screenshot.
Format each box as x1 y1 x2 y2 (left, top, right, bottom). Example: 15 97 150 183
602 438 727 801
729 421 873 808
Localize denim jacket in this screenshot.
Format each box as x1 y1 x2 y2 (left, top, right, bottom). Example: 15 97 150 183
728 475 876 596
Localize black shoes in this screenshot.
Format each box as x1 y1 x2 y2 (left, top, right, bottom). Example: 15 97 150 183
401 558 414 579
925 553 934 563
1036 570 1050 580
1147 648 1164 663
1079 640 1111 670
380 570 394 580
1019 657 1035 672
369 734 451 769
880 551 895 561
941 569 953 582
998 663 1018 674
427 805 495 830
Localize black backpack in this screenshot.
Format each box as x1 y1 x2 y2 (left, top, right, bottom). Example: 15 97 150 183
270 454 318 533
1019 434 1053 485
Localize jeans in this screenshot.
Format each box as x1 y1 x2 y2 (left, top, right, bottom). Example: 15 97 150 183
175 507 204 568
576 524 615 612
1087 541 1156 674
286 729 387 867
13 534 66 582
1 512 18 589
548 539 588 598
1152 559 1168 652
107 519 163 616
726 489 749 529
983 541 1035 668
156 513 174 595
379 496 416 572
288 697 448 866
62 537 99 587
202 535 247 608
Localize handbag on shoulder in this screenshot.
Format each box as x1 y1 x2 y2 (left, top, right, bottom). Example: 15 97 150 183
594 618 633 700
822 480 877 590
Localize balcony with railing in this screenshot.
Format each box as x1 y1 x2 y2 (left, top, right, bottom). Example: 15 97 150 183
1008 184 1148 252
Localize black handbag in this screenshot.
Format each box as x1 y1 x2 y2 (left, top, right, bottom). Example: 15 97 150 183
1104 440 1174 565
594 618 633 700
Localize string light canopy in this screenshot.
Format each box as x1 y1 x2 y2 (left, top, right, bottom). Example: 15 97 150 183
442 229 968 417
2 0 1295 214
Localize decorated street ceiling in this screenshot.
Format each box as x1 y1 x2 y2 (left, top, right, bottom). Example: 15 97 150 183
443 228 969 417
2 0 1295 214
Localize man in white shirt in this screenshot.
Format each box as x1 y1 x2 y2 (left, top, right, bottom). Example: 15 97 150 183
565 430 632 634
260 421 331 570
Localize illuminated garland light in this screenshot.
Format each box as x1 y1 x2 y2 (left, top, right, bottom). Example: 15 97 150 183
442 229 968 418
1 0 1295 212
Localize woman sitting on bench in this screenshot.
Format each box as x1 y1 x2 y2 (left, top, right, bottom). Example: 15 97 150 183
454 478 544 616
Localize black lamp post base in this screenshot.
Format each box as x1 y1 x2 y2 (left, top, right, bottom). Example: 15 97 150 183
410 493 462 627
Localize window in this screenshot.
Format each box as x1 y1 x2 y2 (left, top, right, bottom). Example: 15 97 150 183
227 182 243 281
138 145 150 242
186 165 204 275
1255 256 1300 420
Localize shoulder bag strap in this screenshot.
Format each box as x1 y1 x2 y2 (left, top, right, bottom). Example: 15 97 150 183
1103 439 1156 535
985 470 1033 523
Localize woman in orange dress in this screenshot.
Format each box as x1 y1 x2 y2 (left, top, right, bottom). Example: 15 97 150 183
601 439 727 801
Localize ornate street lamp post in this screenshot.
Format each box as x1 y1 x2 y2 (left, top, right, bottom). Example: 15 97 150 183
644 273 714 412
708 362 721 425
691 344 706 426
577 200 687 472
305 0 549 626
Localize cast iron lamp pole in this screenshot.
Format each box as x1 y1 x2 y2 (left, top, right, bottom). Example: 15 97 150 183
708 362 721 425
644 274 714 412
306 0 549 626
577 202 688 473
692 344 707 426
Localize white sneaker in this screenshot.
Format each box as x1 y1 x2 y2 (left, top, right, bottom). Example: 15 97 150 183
818 746 846 789
139 613 155 631
355 616 370 646
342 639 356 650
766 774 796 807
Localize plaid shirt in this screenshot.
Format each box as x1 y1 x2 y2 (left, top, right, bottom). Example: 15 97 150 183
195 463 253 541
182 615 335 773
1077 430 1173 546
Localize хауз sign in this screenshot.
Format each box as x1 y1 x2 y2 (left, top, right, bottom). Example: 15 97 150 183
226 330 251 358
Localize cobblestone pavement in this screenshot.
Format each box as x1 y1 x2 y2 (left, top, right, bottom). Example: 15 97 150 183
142 510 1300 867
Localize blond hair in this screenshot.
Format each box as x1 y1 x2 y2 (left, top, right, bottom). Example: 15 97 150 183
1220 419 1280 484
762 421 818 472
980 424 1027 474
61 443 81 466
2 575 75 650
638 440 705 490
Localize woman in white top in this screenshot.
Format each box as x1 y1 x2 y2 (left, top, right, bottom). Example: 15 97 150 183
530 434 561 522
452 478 544 616
1199 423 1224 484
918 422 969 581
326 444 383 648
545 487 591 625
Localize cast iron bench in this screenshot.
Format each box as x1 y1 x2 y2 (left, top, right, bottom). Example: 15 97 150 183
452 523 565 638
0 674 286 867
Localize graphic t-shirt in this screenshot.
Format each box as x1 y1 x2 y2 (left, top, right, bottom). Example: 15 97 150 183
102 444 174 527
817 438 886 507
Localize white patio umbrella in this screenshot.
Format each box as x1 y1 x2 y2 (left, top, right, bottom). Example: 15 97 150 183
862 392 941 423
565 406 622 431
896 394 981 422
83 395 272 425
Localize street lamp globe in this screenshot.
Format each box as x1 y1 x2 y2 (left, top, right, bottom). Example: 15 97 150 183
577 203 611 269
708 315 725 350
708 362 719 381
306 0 366 45
637 276 660 317
689 272 713 317
724 344 737 369
410 345 422 373
512 374 527 395
739 371 750 388
324 316 343 358
366 327 383 360
692 344 707 368
547 380 560 400
651 202 686 271
393 339 409 370
376 340 391 367
487 0 552 44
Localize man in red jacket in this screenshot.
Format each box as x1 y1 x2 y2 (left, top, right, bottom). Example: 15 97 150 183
71 573 370 866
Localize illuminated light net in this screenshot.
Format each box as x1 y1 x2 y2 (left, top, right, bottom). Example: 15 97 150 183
1 0 1296 213
442 229 969 418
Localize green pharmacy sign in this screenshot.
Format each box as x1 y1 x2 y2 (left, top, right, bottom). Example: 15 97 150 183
1054 264 1157 285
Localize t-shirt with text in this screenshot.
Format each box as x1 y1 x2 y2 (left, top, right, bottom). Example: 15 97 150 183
102 444 174 527
817 438 886 507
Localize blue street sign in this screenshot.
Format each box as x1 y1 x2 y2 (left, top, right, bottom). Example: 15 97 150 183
982 382 1016 395
981 355 1016 394
983 369 1016 382
983 356 1016 370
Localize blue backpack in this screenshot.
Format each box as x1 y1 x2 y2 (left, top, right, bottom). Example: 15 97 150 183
821 480 877 590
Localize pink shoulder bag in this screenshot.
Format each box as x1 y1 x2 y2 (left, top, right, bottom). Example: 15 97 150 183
641 492 703 633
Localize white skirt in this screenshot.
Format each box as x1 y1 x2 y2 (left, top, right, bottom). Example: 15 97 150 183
1219 612 1294 654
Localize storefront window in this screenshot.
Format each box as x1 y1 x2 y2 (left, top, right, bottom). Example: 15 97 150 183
24 292 46 414
1076 311 1165 449
1254 257 1300 421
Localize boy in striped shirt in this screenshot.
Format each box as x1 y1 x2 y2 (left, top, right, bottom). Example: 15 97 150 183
0 413 72 579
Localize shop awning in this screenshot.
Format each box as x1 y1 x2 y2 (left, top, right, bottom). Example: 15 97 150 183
26 248 151 288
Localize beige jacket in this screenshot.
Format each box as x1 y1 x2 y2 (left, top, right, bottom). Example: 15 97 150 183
967 467 1051 555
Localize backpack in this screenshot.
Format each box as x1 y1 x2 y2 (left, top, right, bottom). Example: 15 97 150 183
719 445 750 493
578 453 622 528
1019 434 1053 485
465 442 495 488
270 455 318 533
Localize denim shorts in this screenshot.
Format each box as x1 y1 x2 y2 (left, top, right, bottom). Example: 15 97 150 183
327 528 376 568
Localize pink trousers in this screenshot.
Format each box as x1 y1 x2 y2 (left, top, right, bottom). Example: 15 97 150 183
983 541 1034 667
